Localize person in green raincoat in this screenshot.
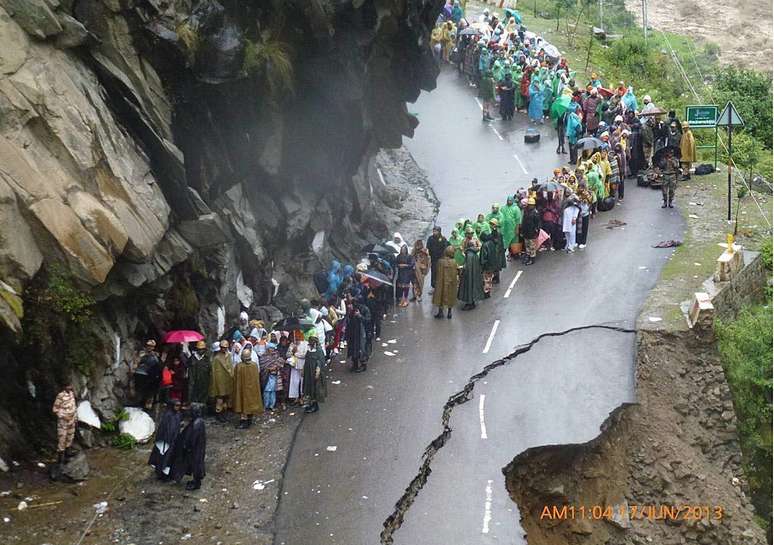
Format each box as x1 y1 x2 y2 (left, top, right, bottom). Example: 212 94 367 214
458 238 485 310
485 203 503 228
492 57 505 83
473 213 491 236
500 196 521 253
448 228 465 267
584 162 605 210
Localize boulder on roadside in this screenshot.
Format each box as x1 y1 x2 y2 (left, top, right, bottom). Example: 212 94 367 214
49 452 89 482
119 407 155 443
76 401 101 429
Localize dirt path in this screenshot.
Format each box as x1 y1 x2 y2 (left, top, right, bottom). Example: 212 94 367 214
624 0 773 70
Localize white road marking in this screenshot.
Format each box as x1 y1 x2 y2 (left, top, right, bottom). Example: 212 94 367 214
482 320 500 354
503 270 523 298
474 97 483 110
513 153 528 174
482 480 494 534
479 394 488 439
491 126 504 141
376 167 387 186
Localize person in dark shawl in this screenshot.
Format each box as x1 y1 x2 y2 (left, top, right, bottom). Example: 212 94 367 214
187 340 211 405
171 404 206 491
232 348 263 429
498 71 516 120
479 218 506 296
302 336 327 413
148 400 182 480
134 340 161 409
425 226 449 291
345 294 371 373
458 239 485 310
395 245 415 307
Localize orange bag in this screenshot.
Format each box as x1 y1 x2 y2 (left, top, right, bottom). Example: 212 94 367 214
509 242 523 255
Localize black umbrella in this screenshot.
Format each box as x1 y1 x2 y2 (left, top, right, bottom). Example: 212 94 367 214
576 136 605 151
652 145 681 165
360 270 393 287
539 181 562 192
272 317 315 333
459 27 482 36
362 243 394 256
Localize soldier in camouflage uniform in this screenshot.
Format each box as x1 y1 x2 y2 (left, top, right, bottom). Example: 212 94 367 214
52 384 77 464
658 148 681 208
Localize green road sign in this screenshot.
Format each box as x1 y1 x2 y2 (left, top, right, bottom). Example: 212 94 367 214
685 105 718 128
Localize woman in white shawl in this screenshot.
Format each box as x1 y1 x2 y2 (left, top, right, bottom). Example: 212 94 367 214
287 331 308 403
385 232 408 256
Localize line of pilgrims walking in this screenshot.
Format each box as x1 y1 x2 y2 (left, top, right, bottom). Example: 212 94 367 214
140 2 698 491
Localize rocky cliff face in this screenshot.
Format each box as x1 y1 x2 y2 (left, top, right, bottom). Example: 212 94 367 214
0 0 442 457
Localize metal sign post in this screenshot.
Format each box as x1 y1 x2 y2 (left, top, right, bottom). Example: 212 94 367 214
685 105 719 169
715 101 745 222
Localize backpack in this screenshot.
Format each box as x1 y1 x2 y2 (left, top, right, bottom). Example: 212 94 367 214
694 164 714 176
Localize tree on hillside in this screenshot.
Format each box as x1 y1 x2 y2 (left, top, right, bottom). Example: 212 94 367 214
713 67 773 149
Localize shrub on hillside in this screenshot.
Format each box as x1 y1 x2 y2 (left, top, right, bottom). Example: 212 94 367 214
716 305 773 534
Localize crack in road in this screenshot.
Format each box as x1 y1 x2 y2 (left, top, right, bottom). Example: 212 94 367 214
379 323 637 544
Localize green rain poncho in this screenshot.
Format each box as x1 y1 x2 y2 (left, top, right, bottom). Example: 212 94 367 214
473 215 491 236
485 205 503 230
448 229 465 267
586 168 605 201
458 247 485 305
492 59 506 83
500 201 522 248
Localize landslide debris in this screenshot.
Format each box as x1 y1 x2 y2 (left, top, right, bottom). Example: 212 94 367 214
504 330 767 545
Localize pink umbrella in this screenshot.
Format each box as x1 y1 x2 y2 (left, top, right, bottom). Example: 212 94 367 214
163 330 204 344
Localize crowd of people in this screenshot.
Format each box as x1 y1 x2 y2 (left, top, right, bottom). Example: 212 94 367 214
423 2 698 305
136 2 702 490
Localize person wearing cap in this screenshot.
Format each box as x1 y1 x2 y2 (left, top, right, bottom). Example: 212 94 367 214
302 335 327 414
52 382 77 466
209 340 233 423
679 121 696 180
521 198 541 265
134 339 161 410
232 348 263 429
658 147 681 208
188 340 211 406
426 227 449 295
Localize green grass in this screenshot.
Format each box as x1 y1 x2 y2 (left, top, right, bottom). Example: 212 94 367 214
639 172 772 331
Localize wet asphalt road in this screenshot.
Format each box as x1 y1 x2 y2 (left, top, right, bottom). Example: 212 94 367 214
275 67 684 545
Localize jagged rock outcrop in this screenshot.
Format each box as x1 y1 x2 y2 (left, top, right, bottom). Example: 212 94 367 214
0 0 443 458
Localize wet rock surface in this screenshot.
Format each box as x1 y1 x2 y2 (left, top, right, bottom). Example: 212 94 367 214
0 0 444 458
504 330 767 545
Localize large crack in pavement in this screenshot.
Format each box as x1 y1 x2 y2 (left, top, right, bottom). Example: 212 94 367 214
379 323 637 544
